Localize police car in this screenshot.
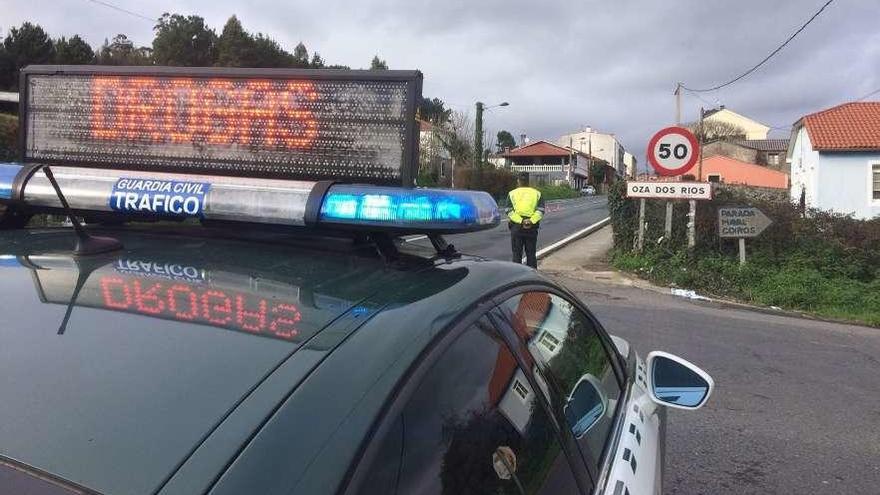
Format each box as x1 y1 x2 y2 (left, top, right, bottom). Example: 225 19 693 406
0 66 713 495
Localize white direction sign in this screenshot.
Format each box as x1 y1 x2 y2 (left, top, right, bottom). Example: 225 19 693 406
626 181 712 200
646 126 700 176
718 207 772 238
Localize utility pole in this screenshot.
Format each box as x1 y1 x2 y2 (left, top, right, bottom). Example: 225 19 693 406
697 106 705 181
674 82 682 125
666 82 683 243
474 101 484 168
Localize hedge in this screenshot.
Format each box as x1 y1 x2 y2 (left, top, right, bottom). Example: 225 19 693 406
0 113 17 161
608 180 880 325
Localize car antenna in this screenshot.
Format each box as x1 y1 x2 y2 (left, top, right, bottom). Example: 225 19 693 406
57 257 107 335
40 165 123 256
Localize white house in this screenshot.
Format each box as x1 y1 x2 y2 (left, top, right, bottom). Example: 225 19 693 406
788 102 880 219
623 152 637 178
418 120 453 183
557 127 627 178
702 106 770 140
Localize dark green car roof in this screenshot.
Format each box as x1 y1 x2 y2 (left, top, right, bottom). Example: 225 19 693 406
0 226 541 495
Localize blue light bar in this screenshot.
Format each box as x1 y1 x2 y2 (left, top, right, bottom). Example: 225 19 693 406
0 163 22 200
319 184 500 233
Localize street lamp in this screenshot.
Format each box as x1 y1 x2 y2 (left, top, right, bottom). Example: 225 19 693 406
475 101 509 168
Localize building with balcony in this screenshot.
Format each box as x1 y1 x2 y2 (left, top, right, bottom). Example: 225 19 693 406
499 141 590 188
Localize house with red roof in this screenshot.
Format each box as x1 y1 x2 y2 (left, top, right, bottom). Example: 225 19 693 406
788 102 880 219
499 140 596 189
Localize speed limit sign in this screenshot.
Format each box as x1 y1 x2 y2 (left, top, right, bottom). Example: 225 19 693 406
646 126 700 176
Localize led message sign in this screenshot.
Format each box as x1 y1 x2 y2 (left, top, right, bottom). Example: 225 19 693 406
21 66 422 185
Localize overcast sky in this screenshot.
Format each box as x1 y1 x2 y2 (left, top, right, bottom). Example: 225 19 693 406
2 0 878 168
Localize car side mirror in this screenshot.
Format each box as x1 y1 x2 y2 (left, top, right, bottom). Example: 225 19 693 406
563 374 608 438
646 351 714 410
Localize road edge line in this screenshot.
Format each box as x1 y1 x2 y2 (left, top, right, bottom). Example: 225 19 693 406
534 216 611 261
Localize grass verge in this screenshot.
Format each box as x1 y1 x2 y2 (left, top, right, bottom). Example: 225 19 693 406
612 249 880 327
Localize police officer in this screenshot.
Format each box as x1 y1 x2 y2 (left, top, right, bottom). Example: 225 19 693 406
506 173 545 268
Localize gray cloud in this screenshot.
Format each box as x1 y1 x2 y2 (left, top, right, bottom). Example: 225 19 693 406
3 0 878 168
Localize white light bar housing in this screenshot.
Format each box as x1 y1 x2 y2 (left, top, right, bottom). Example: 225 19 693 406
17 165 316 226
1 163 501 234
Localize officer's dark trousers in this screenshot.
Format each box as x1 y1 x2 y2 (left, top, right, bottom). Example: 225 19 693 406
510 225 538 268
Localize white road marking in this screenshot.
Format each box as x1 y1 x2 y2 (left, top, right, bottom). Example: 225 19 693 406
403 235 428 243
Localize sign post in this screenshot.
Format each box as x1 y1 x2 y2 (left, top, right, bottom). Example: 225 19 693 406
627 181 711 250
718 206 772 265
664 201 673 239
637 198 646 251
687 200 696 249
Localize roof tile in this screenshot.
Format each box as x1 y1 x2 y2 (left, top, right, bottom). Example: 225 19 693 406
501 140 572 157
802 102 880 151
735 139 788 152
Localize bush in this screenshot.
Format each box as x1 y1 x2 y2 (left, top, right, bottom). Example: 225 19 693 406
609 182 880 326
0 113 17 161
453 167 517 200
535 184 580 201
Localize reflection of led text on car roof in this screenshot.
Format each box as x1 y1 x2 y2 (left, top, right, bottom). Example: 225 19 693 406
99 275 302 339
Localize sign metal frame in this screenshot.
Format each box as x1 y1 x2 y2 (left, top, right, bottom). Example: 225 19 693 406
18 65 423 187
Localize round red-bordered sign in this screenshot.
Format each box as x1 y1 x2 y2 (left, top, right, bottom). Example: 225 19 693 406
646 126 700 176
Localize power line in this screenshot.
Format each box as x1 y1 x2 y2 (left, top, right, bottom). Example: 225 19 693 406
682 88 719 108
683 0 836 93
855 86 880 101
82 0 157 24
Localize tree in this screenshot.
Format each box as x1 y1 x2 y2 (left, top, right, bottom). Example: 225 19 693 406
152 13 216 66
685 119 747 142
1 22 54 90
96 34 151 65
589 160 609 187
370 55 388 70
419 96 451 124
436 110 475 168
250 34 293 67
309 52 325 68
496 130 516 151
291 42 309 68
215 15 251 67
53 35 95 64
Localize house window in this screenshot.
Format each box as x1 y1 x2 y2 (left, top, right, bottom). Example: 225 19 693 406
707 173 722 183
768 153 780 166
512 379 530 402
873 164 880 201
538 331 560 353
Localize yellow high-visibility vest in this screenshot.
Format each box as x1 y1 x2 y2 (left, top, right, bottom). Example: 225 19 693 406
507 187 543 224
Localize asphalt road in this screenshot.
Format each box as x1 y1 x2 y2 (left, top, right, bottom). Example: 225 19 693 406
408 195 609 260
550 273 880 494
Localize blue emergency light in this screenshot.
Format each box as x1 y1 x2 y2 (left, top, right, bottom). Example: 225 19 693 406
0 163 19 200
319 184 499 231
